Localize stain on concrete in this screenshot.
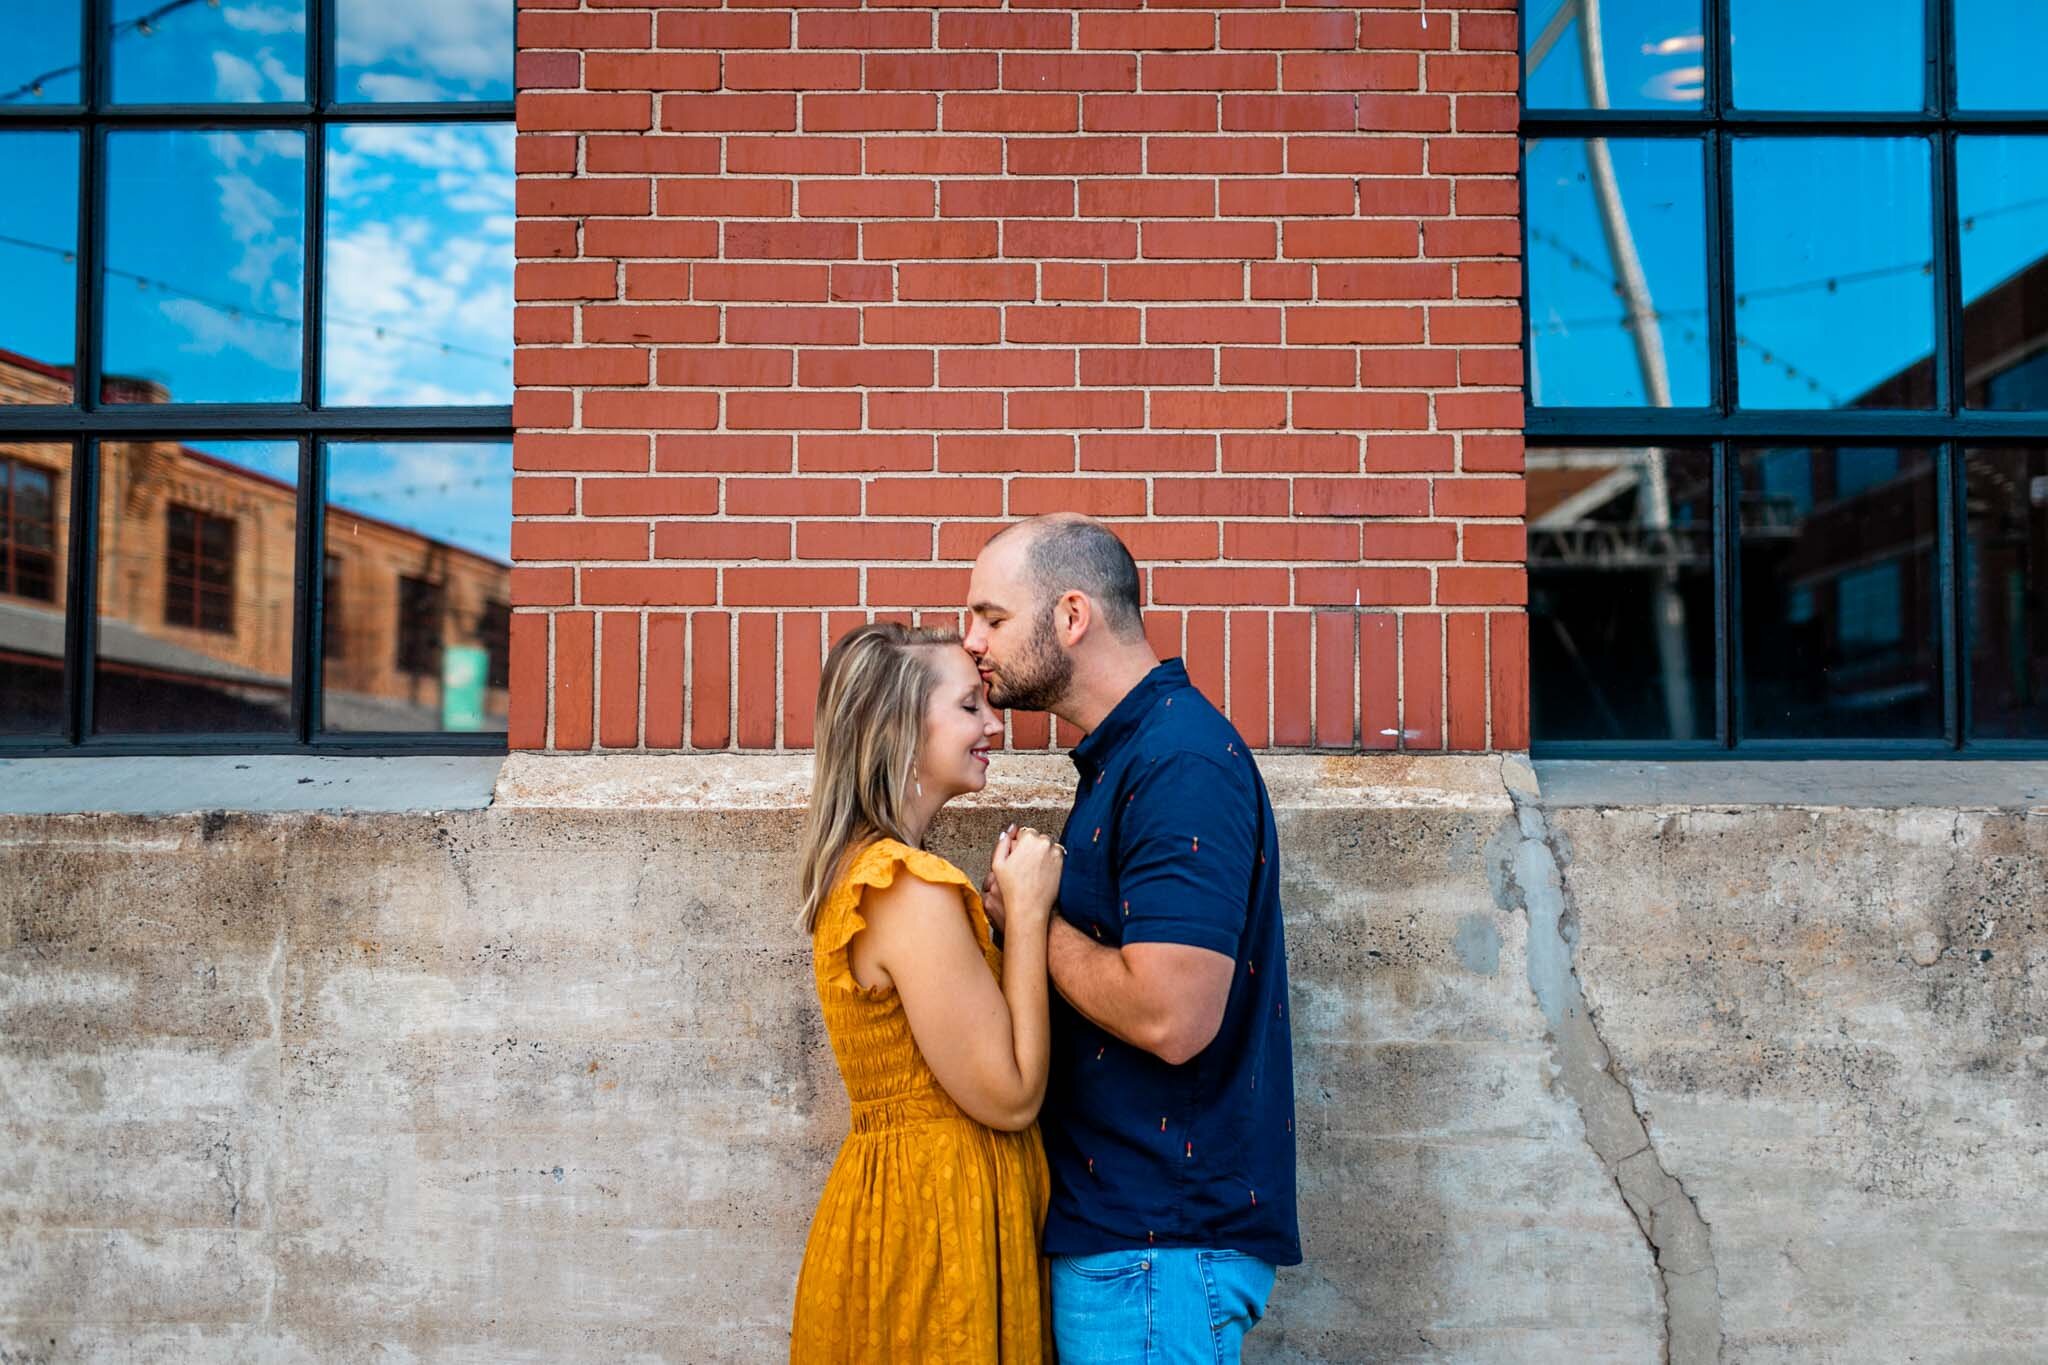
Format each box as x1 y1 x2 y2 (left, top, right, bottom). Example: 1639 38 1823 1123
1451 914 1502 976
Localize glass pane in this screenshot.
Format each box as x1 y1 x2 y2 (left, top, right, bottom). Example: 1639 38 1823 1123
1957 137 2048 411
0 132 79 404
103 130 305 405
323 124 513 406
1524 0 1703 111
1733 138 1934 410
1736 445 1942 740
1731 0 1922 111
1527 137 1709 408
1529 446 1716 742
1964 448 2048 739
336 0 513 103
1956 0 2048 111
321 440 510 734
0 442 74 735
0 0 81 105
93 439 297 734
109 0 306 104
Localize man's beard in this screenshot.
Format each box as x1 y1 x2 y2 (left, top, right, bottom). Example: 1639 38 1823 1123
986 607 1073 713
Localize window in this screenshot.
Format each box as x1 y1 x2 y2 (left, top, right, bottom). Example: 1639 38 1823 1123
1524 0 2048 754
480 599 511 690
396 575 444 679
163 503 235 634
1 453 58 602
0 2 512 752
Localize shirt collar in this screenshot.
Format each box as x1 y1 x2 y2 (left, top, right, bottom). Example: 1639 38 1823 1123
1070 659 1189 777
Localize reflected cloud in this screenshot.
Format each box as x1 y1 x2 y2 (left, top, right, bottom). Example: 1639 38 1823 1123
335 0 512 102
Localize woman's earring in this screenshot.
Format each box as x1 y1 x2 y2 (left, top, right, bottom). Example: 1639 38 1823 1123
915 778 923 797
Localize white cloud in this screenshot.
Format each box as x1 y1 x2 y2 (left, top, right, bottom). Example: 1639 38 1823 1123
159 297 299 370
353 71 448 103
336 0 511 96
212 51 264 102
221 3 306 37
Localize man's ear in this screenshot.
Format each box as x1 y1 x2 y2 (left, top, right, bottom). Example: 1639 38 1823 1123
1057 591 1091 646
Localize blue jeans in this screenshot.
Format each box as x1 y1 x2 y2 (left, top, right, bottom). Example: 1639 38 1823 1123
1050 1247 1277 1365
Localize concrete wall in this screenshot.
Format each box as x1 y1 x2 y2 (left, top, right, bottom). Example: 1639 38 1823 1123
3 755 2043 1362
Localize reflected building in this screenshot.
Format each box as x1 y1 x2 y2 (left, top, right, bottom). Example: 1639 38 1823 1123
0 348 509 736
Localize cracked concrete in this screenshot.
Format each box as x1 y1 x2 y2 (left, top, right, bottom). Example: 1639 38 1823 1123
1492 756 1724 1365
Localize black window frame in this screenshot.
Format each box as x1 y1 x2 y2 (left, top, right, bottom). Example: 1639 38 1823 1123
1 452 61 602
162 500 236 634
0 0 512 756
1522 0 2048 759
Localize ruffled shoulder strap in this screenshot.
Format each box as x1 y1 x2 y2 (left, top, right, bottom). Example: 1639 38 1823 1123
815 839 983 995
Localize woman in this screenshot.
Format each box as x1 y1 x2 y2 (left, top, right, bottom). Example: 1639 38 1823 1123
790 622 1064 1363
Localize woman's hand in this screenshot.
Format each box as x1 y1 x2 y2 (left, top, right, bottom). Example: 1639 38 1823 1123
991 823 1063 930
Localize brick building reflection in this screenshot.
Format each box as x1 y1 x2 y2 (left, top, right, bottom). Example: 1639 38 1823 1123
1529 259 2048 741
1 350 509 735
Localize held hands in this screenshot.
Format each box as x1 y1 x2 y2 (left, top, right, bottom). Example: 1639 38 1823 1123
987 823 1063 936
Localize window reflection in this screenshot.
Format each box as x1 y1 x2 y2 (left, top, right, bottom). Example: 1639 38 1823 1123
0 442 72 735
1957 138 2048 412
1524 0 1702 111
1731 0 1922 112
1955 0 2048 112
103 130 305 405
1737 446 1942 739
1529 446 1716 741
109 0 306 105
93 439 298 734
0 133 80 406
1527 137 1708 408
323 124 513 406
321 440 509 733
1733 138 1935 410
0 1 82 106
335 0 513 103
1964 448 2048 739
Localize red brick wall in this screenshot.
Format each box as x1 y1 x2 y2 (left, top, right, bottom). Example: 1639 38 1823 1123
510 0 1526 754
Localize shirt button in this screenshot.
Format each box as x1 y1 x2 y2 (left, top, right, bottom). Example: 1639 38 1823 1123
1139 1261 1149 1271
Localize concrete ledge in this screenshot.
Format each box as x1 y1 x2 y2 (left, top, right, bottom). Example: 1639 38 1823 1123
0 754 504 816
491 751 1514 812
1535 758 2048 811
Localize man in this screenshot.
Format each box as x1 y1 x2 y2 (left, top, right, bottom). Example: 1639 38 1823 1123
965 514 1300 1364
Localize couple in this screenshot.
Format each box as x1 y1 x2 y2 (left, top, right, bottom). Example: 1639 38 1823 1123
789 515 1300 1363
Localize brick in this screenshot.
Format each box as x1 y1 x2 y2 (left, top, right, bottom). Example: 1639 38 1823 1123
726 221 858 260
516 261 617 302
1359 613 1398 750
1143 53 1278 91
797 435 934 475
866 306 1003 344
1319 262 1456 300
1225 522 1360 561
728 568 860 609
871 390 1006 429
1288 136 1425 174
514 521 648 562
1146 306 1280 344
867 135 1005 175
1107 263 1244 301
805 94 939 133
1430 304 1521 344
582 220 717 260
1424 218 1522 258
513 347 651 387
513 567 573 609
1187 610 1226 710
653 521 792 561
1081 95 1219 133
516 134 575 174
781 613 823 749
736 613 779 749
514 390 573 429
518 10 646 50
1152 391 1286 429
1155 478 1288 517
1456 178 1519 216
869 567 972 606
1007 137 1143 176
866 477 1005 518
1251 259 1317 298
940 12 1070 48
728 478 861 517
1438 567 1527 606
1008 390 1145 430
800 350 936 388
1228 610 1269 745
581 390 720 430
900 263 1037 300
1489 612 1528 749
1462 435 1524 472
553 611 594 751
582 305 720 346
1006 305 1139 345
657 177 796 216
1272 612 1312 746
1222 95 1355 132
509 614 547 749
690 612 730 749
938 435 1075 474
942 349 1075 388
515 304 573 343
1079 434 1216 472
1358 176 1454 217
1006 53 1139 92
1080 348 1212 387
514 476 575 517
863 220 999 260
1427 53 1518 94
518 177 651 219
1430 136 1517 175
946 95 1078 133
1221 433 1357 473
727 391 861 430
1222 12 1354 49
1284 221 1421 258
798 13 932 49
1143 220 1276 260
1462 523 1525 563
1003 220 1138 260
1285 306 1424 345
1007 477 1146 516
799 520 934 559
1365 434 1457 473
1362 522 1459 560
1295 391 1432 431
517 50 579 91
1148 570 1290 608
940 179 1075 218
1313 612 1355 747
583 53 719 92
582 477 719 518
1282 53 1419 92
692 264 830 302
1149 136 1284 175
1434 391 1522 429
653 347 790 388
1293 477 1431 517
724 54 862 91
1359 94 1454 133
1081 14 1215 50
662 95 798 133
867 53 1002 91
1443 612 1487 750
658 434 792 475
1362 348 1460 389
656 11 790 48
598 612 641 748
1113 521 1220 561
1400 613 1449 753
1295 567 1432 608
1219 347 1355 387
1042 262 1105 300
517 93 651 133
727 306 860 345
1219 178 1353 216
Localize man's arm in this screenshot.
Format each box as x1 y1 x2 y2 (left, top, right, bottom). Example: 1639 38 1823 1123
1047 917 1235 1066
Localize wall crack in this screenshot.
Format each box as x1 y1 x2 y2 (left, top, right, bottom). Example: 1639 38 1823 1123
1490 757 1725 1365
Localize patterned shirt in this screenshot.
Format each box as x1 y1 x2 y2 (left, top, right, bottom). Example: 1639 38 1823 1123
1040 658 1301 1265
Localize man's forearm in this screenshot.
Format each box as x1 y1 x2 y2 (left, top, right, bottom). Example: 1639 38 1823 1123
1047 914 1160 1052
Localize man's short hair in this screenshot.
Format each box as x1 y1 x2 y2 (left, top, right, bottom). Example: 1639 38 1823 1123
1015 516 1145 641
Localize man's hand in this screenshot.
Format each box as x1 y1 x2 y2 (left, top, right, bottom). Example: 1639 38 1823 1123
981 824 1014 936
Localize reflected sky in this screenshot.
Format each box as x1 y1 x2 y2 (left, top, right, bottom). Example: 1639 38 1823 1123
1526 0 1703 110
102 130 306 404
110 0 306 104
335 0 513 102
0 0 80 105
1956 0 2048 110
323 441 511 564
0 133 79 398
1731 0 1923 111
324 124 513 406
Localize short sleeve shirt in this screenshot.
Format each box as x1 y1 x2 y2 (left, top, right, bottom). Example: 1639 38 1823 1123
1040 659 1301 1266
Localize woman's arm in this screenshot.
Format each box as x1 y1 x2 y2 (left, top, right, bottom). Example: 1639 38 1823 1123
849 832 1060 1131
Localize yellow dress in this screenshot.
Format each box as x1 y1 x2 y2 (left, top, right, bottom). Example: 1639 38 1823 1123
790 838 1052 1364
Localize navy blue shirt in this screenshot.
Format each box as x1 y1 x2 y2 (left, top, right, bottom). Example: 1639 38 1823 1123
1040 659 1301 1266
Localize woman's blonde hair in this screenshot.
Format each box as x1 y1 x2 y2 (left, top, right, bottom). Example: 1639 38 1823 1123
796 621 963 933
